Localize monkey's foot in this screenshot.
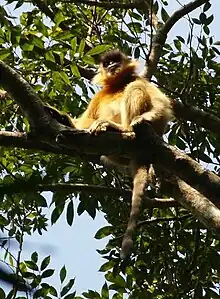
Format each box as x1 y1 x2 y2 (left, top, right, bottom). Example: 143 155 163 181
131 116 151 128
89 120 123 135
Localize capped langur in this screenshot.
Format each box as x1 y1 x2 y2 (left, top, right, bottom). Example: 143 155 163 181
47 50 172 259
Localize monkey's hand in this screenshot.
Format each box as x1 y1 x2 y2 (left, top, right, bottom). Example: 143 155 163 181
89 120 124 135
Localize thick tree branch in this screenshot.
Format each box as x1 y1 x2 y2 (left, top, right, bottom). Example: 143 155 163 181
65 0 137 9
144 0 209 79
172 100 220 136
58 124 220 205
172 175 220 236
0 131 74 156
161 172 220 237
0 61 72 138
0 61 47 129
0 131 99 163
2 126 220 211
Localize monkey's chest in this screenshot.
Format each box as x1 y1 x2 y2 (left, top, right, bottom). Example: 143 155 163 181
98 99 122 123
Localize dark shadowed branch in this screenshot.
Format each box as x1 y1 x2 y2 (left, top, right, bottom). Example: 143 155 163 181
0 181 178 208
57 124 220 206
172 100 220 136
65 0 138 9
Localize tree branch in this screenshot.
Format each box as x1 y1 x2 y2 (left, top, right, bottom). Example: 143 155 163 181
0 61 48 130
144 0 209 79
0 61 73 139
146 171 220 238
172 100 220 136
0 131 99 163
138 214 192 227
64 0 138 9
57 124 220 205
0 181 178 208
171 175 220 236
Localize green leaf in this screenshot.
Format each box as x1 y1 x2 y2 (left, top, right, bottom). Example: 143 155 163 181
99 261 114 272
95 226 113 239
45 51 55 62
49 286 58 296
15 0 23 9
31 252 38 263
78 39 85 56
101 282 109 299
60 265 67 283
25 260 38 271
82 290 101 298
51 206 63 224
54 11 65 26
41 269 55 278
192 18 201 25
32 36 44 48
61 278 75 297
82 55 95 65
60 71 71 85
35 193 48 207
66 200 74 226
134 47 140 58
161 7 169 22
86 44 111 56
174 39 181 51
203 1 211 12
203 25 210 35
40 256 50 271
199 12 206 24
0 49 12 60
176 35 185 43
70 64 81 78
22 43 34 51
71 37 77 53
0 215 9 226
35 19 48 36
205 14 214 25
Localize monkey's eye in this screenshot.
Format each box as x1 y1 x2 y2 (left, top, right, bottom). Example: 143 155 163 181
103 61 110 68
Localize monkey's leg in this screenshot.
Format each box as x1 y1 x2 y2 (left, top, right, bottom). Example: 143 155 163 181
120 164 149 260
122 81 152 130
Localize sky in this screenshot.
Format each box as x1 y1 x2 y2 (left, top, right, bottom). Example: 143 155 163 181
1 0 220 296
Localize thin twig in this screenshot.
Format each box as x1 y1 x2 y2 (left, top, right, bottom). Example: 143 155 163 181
138 214 192 227
144 0 209 79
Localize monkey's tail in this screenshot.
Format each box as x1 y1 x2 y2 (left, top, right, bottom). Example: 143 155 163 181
120 165 149 260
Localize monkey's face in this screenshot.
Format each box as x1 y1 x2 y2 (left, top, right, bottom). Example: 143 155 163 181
100 50 130 78
92 49 137 86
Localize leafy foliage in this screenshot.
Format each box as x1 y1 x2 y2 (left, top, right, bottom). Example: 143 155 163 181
1 0 220 298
